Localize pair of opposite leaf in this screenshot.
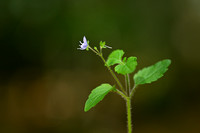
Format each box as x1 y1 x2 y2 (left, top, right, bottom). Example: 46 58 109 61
84 49 171 112
106 50 137 75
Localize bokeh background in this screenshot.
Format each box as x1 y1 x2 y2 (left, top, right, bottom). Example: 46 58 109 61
1 0 200 133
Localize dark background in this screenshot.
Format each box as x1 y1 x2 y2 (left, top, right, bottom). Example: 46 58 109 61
0 0 200 133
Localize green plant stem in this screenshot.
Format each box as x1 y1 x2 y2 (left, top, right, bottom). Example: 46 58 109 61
126 97 132 133
99 55 127 95
130 85 136 98
88 46 99 55
116 90 132 133
125 74 131 96
116 89 128 99
125 74 132 133
125 75 128 93
88 46 126 95
89 46 132 133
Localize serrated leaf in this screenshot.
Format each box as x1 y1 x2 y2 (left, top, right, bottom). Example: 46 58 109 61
134 59 171 86
106 50 124 66
84 84 114 112
115 57 137 75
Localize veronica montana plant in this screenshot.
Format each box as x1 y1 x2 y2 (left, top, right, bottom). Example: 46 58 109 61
78 36 171 133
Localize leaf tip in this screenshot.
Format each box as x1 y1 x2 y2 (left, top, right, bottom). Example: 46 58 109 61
164 59 171 64
163 59 172 68
84 105 90 112
167 59 171 64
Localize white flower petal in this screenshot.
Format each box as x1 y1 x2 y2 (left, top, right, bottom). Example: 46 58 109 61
83 36 87 43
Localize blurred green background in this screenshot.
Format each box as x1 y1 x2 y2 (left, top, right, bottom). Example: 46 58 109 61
0 0 200 133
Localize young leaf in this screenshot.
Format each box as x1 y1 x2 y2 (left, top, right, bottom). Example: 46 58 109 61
100 41 106 48
84 84 114 112
115 57 137 75
106 50 124 66
122 57 127 63
134 59 171 86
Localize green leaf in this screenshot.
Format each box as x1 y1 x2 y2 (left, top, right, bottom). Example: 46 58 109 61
134 59 171 86
100 41 106 48
115 57 137 75
84 84 114 112
122 57 127 63
106 50 124 66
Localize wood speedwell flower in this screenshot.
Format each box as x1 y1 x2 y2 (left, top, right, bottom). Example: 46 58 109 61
78 36 88 50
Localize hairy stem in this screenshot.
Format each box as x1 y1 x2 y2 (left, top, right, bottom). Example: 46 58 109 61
130 85 136 98
99 55 127 95
88 46 126 95
88 46 133 133
125 74 131 96
116 89 128 99
126 97 132 133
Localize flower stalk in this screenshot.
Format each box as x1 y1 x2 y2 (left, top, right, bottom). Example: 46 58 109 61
88 46 127 95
